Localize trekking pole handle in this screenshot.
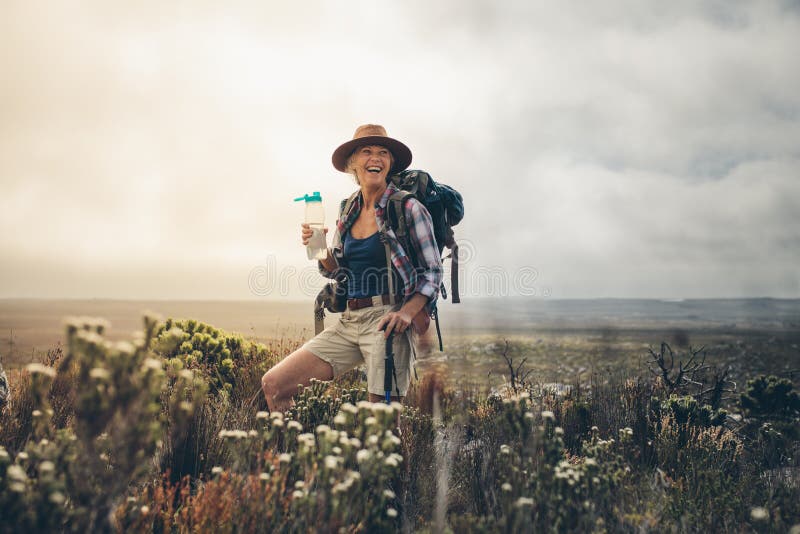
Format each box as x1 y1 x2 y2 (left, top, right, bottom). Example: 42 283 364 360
382 326 395 404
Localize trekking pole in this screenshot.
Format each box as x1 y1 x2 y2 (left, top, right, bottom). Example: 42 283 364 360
384 328 395 404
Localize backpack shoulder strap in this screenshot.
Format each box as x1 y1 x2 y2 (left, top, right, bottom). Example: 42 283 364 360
386 190 414 238
339 191 360 222
386 190 417 267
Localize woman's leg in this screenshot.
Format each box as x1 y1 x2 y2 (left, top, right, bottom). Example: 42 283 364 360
261 348 333 412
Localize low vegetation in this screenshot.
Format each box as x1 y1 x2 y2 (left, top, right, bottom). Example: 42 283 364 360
1 316 798 532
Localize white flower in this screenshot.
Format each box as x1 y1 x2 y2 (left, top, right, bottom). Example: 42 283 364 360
219 429 249 439
501 483 512 492
386 508 398 518
341 403 358 414
143 358 163 371
541 410 555 421
32 410 43 418
367 435 379 446
383 489 396 499
256 411 269 420
385 434 402 447
584 458 597 467
750 507 769 521
279 453 292 463
211 466 223 474
294 480 305 489
385 456 399 468
49 491 66 504
515 497 535 507
17 452 29 460
500 445 511 455
89 367 111 380
365 417 378 426
333 414 347 425
269 412 284 420
554 427 564 436
332 446 342 455
292 490 304 499
315 424 331 434
287 420 303 431
357 449 371 463
140 505 150 514
390 401 404 413
39 461 55 473
115 341 136 355
7 464 27 481
350 438 362 448
25 363 56 378
272 419 284 428
259 472 269 480
324 455 339 469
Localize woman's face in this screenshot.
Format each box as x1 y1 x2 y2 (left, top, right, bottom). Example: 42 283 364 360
351 145 393 188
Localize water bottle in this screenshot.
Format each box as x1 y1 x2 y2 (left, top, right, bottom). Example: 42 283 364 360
294 192 327 260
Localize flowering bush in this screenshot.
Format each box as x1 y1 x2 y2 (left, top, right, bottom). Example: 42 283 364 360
0 315 203 532
3 316 800 532
151 317 279 398
452 393 634 532
117 392 405 532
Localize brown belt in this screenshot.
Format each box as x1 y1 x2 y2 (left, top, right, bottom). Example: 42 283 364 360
347 294 394 311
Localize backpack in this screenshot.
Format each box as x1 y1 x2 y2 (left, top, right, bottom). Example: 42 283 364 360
384 170 464 350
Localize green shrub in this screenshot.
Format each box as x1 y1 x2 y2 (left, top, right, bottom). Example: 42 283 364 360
741 375 800 420
151 318 279 400
0 315 204 532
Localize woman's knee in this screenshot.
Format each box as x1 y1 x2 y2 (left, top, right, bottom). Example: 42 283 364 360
261 368 281 399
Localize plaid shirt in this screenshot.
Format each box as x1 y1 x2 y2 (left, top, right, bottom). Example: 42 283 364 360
319 183 443 311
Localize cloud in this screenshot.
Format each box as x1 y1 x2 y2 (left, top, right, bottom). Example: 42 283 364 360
0 0 798 298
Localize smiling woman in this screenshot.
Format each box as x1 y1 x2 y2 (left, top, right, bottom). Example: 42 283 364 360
261 124 442 409
346 146 394 185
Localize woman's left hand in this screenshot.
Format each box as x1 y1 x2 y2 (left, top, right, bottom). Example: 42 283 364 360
377 310 414 338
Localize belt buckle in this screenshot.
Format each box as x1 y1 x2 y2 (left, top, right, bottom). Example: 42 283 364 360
371 295 382 307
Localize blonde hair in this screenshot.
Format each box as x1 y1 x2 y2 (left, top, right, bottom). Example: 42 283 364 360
345 145 395 185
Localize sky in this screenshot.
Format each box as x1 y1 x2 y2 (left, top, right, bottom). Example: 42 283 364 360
1 0 799 300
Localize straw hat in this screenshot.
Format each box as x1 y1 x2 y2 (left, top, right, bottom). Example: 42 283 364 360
331 124 412 173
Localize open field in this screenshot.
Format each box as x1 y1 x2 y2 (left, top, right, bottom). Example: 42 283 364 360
2 298 798 384
3 299 799 394
0 299 314 366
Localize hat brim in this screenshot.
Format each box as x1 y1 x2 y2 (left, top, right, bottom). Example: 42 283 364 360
331 135 412 174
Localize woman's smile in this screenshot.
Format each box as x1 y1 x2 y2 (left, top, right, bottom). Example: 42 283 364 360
354 145 393 185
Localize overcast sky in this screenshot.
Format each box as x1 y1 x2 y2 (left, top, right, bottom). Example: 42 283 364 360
1 0 798 300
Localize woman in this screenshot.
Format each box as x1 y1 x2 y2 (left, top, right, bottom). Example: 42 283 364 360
261 124 442 411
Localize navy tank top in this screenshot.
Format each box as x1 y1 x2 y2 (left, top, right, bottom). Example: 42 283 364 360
343 231 392 299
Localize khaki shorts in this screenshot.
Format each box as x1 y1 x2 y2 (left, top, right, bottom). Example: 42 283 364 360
302 303 417 397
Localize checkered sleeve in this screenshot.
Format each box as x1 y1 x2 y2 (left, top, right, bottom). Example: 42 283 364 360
405 198 443 305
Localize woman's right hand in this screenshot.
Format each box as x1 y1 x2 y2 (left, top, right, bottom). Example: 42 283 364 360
301 223 329 245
